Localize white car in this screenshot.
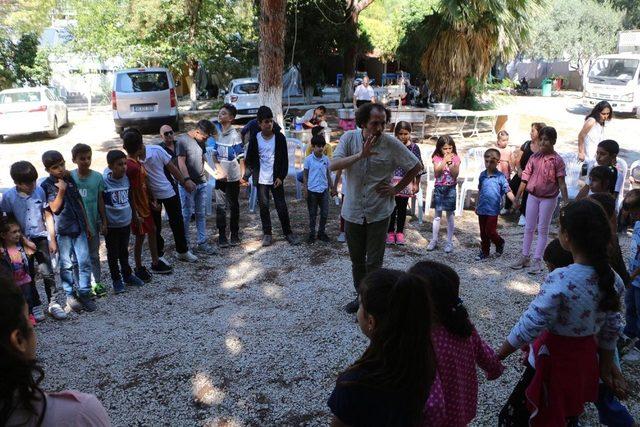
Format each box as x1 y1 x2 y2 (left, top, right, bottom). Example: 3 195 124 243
0 86 69 142
223 78 260 119
112 67 179 134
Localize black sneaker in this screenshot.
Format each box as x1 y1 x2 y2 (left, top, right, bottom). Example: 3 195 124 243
135 266 152 283
230 234 241 246
218 234 230 248
475 252 490 261
66 295 83 313
78 293 97 312
151 260 173 275
317 232 331 242
344 298 359 314
262 234 273 247
307 233 315 244
285 233 302 246
496 240 505 256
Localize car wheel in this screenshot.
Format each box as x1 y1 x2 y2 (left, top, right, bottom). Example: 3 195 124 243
48 117 59 138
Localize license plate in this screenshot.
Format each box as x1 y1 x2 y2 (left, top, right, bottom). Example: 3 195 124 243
247 109 258 114
133 105 155 112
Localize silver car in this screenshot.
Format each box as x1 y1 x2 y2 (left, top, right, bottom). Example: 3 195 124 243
223 78 260 119
0 86 69 142
112 67 179 134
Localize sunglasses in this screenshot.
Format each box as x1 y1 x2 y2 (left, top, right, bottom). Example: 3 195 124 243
163 131 174 136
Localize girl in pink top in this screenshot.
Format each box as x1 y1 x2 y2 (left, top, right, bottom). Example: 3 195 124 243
0 281 111 427
511 126 568 274
409 261 504 427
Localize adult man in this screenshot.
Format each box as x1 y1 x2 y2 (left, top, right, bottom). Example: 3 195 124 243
331 103 422 313
300 106 327 129
176 120 218 255
353 76 376 109
144 125 199 264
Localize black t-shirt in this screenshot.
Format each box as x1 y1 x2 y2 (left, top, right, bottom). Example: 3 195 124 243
328 368 413 427
520 140 534 171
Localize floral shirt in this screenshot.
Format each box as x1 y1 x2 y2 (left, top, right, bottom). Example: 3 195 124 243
432 155 460 187
392 143 423 197
507 263 624 351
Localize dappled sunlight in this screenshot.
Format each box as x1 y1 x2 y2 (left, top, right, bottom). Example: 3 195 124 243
203 417 243 427
221 258 262 289
192 372 226 406
261 283 283 299
225 334 243 356
227 313 246 328
505 277 540 296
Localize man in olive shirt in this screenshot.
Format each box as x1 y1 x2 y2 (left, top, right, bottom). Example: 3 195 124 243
331 103 422 313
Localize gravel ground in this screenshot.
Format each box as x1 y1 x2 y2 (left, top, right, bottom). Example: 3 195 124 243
32 183 639 426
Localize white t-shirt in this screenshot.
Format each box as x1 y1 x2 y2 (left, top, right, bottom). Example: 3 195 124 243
584 121 604 162
257 132 275 185
354 84 375 101
144 144 175 200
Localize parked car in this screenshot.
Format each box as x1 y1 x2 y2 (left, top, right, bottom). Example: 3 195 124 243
223 78 260 119
111 67 179 134
0 86 69 142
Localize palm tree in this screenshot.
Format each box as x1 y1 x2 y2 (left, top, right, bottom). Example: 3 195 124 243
420 0 542 105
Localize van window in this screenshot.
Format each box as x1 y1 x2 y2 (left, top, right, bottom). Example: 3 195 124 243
0 91 41 103
233 83 259 94
116 72 170 93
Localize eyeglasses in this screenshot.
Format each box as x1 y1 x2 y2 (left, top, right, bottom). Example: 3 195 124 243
163 131 174 136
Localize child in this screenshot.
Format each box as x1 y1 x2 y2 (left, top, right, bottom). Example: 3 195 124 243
121 129 173 281
497 199 626 426
542 238 574 272
0 161 66 320
1 217 36 325
409 261 504 426
102 150 144 293
71 143 107 297
210 103 246 247
622 189 640 363
387 121 422 245
511 126 568 274
475 149 516 260
577 139 623 200
40 150 96 313
244 106 300 247
576 165 614 200
303 134 336 243
327 268 435 426
630 162 640 190
495 130 513 178
427 135 460 253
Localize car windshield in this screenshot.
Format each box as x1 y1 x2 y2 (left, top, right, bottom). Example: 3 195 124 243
0 91 41 104
116 72 170 93
588 58 639 85
233 83 259 94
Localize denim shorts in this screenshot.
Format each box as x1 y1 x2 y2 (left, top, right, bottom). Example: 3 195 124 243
433 185 456 212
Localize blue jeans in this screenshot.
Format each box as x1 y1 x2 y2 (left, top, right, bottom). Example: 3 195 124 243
623 286 640 350
58 233 92 297
179 183 208 245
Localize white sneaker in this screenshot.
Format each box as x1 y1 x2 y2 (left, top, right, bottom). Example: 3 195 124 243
622 347 640 363
510 255 531 270
337 232 346 243
426 239 438 251
527 259 544 275
158 256 172 267
177 250 198 262
48 302 68 320
518 215 526 226
444 241 454 253
32 305 45 322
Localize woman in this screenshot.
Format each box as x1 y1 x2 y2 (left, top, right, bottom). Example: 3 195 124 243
508 122 545 226
0 277 110 426
578 101 612 163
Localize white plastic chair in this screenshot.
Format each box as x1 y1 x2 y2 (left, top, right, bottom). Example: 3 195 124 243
409 149 432 224
287 137 304 200
628 159 640 192
455 148 485 216
563 159 584 200
558 152 578 166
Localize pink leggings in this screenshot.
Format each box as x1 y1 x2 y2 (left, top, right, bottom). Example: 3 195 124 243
522 194 556 260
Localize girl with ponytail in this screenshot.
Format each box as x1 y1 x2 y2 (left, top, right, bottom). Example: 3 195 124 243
328 269 436 427
497 199 627 426
409 261 504 427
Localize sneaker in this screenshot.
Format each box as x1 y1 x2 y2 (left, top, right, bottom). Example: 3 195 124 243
307 233 316 244
622 347 640 363
135 266 152 283
475 252 490 261
518 214 526 226
510 255 531 270
345 298 359 314
395 232 406 245
48 302 67 320
527 259 544 275
218 234 230 248
444 241 454 253
195 242 217 255
92 282 107 298
78 293 97 312
177 250 198 262
151 259 173 275
32 305 45 322
337 232 346 243
285 233 302 245
29 314 37 326
386 232 396 245
124 274 145 287
317 232 331 243
113 279 126 294
230 234 241 246
496 240 505 256
426 239 438 251
66 295 83 313
262 234 273 247
158 256 172 268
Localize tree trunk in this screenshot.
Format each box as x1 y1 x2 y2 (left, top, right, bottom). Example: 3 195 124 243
187 62 198 111
186 0 203 111
339 0 374 104
258 0 286 126
303 84 314 105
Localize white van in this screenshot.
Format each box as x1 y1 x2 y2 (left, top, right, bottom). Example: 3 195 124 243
112 67 179 134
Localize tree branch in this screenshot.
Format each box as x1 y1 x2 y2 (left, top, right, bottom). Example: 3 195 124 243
354 0 374 13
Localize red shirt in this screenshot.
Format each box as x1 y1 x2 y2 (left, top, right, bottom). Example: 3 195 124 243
126 158 150 218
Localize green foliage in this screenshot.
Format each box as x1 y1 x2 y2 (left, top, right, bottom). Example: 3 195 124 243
395 0 439 75
0 33 52 88
523 0 623 74
606 0 640 30
1 0 57 36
